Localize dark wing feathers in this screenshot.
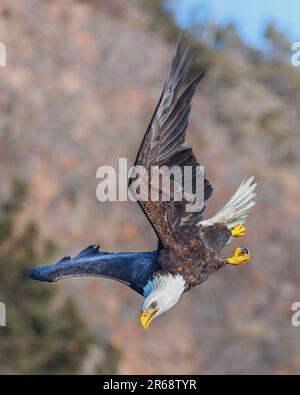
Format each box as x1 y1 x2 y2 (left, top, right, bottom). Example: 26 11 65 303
74 244 108 259
30 248 159 296
129 38 213 249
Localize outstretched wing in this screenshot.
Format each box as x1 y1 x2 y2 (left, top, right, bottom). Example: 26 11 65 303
30 245 159 296
129 38 212 250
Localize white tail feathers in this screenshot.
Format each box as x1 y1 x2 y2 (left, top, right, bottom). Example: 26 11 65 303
199 177 257 229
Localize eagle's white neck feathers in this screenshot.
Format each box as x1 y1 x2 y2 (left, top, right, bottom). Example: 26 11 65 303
143 273 185 297
142 273 185 318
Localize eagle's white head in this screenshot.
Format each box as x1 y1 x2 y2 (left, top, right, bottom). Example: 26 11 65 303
140 273 185 330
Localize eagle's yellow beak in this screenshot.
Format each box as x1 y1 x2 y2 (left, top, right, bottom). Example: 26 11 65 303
140 309 159 331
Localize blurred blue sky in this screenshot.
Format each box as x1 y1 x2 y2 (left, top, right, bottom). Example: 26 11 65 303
167 0 300 48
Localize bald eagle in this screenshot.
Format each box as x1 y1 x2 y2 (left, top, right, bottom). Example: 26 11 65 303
30 39 257 330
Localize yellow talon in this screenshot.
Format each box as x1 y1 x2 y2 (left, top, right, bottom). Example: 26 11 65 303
231 224 246 237
227 247 251 265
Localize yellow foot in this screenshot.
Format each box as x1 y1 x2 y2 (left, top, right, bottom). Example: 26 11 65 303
231 224 246 237
227 247 251 265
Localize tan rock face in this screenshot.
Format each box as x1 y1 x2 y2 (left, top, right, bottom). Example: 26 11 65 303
1 0 300 374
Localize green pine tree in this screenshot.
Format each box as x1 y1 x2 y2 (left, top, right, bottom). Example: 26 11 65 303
0 179 121 374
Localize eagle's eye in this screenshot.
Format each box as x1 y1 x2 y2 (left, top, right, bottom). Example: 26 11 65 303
239 250 245 256
150 301 157 310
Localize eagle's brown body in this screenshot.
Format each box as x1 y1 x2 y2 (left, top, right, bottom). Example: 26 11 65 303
157 224 231 290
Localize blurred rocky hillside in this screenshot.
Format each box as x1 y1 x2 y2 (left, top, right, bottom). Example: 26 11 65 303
0 0 300 374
